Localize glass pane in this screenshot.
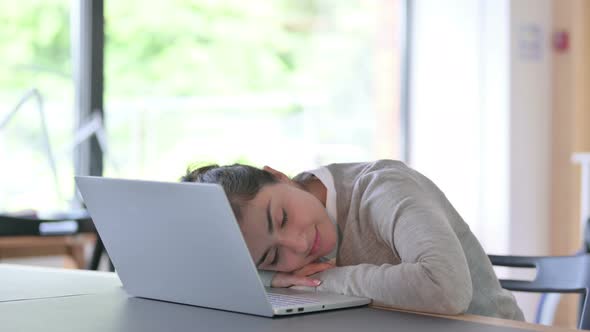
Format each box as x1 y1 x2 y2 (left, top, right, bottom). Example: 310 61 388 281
104 0 402 180
0 1 74 212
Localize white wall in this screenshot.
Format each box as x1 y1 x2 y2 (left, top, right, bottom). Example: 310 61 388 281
508 0 552 257
410 0 552 322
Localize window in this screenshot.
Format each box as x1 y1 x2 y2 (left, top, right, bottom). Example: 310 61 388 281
0 1 74 212
0 1 405 212
104 0 404 180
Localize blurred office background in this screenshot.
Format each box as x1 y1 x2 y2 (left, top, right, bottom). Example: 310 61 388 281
1 0 589 327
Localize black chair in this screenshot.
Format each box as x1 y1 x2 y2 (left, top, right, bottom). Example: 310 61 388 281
489 254 590 329
489 219 590 330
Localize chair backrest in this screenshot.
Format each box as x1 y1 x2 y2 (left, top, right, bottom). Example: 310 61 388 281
489 253 590 330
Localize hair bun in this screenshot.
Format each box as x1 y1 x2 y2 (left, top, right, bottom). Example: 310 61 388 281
180 164 220 182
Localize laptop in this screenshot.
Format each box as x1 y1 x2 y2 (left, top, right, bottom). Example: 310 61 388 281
75 176 371 317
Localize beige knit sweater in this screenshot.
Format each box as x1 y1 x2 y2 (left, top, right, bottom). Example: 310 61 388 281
306 160 524 320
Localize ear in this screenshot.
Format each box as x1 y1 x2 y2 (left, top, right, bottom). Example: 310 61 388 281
263 165 290 183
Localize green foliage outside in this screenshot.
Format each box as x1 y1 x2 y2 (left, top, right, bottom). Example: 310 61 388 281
105 0 315 97
0 0 378 211
0 0 368 98
0 0 71 96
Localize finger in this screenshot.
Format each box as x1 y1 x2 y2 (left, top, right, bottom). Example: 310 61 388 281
272 273 322 288
290 276 322 287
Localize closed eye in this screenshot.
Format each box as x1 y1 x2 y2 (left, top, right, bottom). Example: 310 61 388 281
269 210 288 267
281 208 288 228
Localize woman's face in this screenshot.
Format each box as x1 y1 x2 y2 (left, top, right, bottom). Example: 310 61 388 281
239 170 337 273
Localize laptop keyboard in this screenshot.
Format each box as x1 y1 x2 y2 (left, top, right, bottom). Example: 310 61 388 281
266 293 320 308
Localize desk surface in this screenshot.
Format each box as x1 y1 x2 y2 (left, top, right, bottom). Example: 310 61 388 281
0 264 579 332
0 264 121 302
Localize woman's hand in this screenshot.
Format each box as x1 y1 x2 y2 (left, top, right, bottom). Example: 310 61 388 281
271 262 335 288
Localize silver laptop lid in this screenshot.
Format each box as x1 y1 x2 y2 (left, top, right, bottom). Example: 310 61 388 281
75 176 274 317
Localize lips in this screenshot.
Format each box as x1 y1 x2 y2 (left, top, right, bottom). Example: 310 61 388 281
309 226 321 256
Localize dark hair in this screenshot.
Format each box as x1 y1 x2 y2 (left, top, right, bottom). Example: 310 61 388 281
180 164 278 220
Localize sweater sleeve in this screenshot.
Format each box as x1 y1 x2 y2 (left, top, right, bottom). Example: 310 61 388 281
314 173 473 315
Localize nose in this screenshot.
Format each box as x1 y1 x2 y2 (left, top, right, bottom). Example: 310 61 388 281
278 232 308 255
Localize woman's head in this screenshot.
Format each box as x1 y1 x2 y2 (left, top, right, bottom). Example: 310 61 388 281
181 164 278 220
181 163 337 273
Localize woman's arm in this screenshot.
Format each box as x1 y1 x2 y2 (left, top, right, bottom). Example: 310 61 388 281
314 174 473 315
259 262 335 288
